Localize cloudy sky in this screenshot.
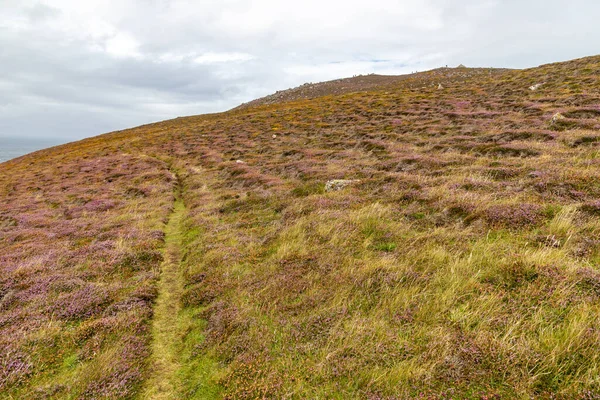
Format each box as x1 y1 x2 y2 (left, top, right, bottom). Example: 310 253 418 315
1 0 599 141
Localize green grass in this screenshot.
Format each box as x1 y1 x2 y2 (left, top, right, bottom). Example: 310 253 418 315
142 199 188 399
175 308 222 399
141 195 221 399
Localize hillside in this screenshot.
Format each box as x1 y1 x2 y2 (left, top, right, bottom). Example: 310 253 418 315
2 55 600 399
233 66 511 110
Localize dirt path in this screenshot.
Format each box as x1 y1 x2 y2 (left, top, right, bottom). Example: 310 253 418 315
142 198 186 399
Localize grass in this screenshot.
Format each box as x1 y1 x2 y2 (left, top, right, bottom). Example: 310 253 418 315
142 199 186 399
2 54 600 398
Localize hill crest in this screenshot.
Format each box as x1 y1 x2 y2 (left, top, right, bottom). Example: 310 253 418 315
233 66 512 110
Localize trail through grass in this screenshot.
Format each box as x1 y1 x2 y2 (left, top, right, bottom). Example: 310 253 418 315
142 198 187 399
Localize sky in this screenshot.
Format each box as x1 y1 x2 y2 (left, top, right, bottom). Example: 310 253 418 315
1 0 599 141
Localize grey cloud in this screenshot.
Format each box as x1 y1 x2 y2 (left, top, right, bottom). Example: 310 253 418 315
25 3 60 21
0 0 599 140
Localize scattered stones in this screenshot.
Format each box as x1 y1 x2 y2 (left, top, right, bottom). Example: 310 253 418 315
325 179 359 192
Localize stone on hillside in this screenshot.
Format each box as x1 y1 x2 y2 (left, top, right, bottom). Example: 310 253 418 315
235 160 246 164
528 171 544 178
529 83 543 91
325 179 359 192
438 83 444 90
551 112 565 123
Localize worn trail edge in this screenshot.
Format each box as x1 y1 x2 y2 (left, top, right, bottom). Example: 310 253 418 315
142 195 186 399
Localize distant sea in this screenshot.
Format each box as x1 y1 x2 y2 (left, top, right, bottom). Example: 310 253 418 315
0 137 66 163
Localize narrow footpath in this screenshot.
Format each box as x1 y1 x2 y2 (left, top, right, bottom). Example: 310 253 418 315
142 198 186 399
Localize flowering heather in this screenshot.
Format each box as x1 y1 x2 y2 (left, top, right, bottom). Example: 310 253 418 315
2 55 600 398
0 152 173 397
0 348 32 389
581 200 600 216
483 203 544 228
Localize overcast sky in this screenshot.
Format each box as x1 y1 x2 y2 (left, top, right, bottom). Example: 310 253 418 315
1 0 599 141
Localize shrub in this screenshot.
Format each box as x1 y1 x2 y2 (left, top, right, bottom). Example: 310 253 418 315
483 203 544 228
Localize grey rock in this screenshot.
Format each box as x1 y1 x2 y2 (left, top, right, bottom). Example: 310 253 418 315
325 179 359 192
551 112 565 123
529 83 543 91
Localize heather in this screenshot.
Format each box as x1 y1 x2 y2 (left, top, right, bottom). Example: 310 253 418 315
0 151 174 397
2 55 600 398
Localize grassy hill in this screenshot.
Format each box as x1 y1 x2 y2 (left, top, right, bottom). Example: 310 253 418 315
2 55 600 399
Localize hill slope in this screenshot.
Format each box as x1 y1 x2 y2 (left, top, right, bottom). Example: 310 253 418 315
2 55 600 399
233 66 511 110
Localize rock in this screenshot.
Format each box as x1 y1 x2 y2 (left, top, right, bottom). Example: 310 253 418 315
272 134 277 138
528 171 544 178
438 83 444 90
325 179 359 192
457 64 467 68
235 160 245 164
551 112 565 123
529 83 543 91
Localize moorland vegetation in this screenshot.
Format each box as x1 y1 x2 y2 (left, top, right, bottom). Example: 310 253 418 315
2 55 600 399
